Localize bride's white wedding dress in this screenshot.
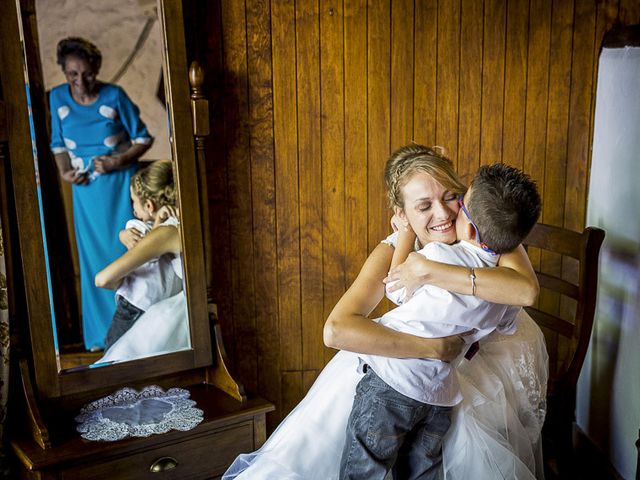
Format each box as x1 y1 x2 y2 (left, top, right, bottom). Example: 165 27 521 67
97 255 190 364
96 290 189 364
223 309 548 480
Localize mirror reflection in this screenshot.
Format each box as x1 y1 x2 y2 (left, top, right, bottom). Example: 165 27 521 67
31 0 190 369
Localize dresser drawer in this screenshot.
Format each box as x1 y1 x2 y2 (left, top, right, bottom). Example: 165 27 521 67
60 422 253 480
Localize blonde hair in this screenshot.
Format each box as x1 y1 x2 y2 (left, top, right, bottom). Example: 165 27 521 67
131 160 176 208
384 144 467 209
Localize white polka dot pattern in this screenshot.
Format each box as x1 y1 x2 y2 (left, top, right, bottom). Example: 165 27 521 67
99 105 117 119
64 137 77 149
58 105 70 120
103 131 125 148
71 156 84 169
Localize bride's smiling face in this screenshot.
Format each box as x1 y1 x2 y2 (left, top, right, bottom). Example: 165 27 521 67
398 171 460 247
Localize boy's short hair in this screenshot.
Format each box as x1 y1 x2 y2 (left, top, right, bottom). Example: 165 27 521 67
468 164 541 254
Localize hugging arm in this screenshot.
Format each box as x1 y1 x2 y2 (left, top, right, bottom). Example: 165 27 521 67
95 225 181 290
323 243 463 362
94 143 153 173
386 244 539 306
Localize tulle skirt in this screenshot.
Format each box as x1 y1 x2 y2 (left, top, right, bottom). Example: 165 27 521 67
96 291 190 364
223 310 548 480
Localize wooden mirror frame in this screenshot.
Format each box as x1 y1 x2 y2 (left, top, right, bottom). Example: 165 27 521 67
0 0 212 400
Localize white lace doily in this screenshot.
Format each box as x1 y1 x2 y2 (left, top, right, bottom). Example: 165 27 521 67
75 385 203 441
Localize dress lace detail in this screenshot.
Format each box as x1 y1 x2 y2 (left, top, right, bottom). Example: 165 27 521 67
75 385 203 441
477 312 548 443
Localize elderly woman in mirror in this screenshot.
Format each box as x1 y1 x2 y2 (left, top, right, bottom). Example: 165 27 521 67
49 37 153 351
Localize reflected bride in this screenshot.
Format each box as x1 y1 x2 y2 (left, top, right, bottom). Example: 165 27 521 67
94 161 189 364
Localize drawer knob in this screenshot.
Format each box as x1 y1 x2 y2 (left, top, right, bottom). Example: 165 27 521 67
149 456 179 473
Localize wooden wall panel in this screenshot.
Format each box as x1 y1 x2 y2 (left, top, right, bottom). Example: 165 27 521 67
219 0 257 394
296 0 324 376
245 0 281 423
413 0 438 145
503 0 529 171
272 0 302 412
436 0 460 165
199 0 639 425
344 0 368 288
458 0 483 182
390 0 414 149
480 0 506 166
320 0 346 364
367 0 391 254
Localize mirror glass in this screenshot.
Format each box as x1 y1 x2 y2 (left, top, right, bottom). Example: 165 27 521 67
27 0 191 370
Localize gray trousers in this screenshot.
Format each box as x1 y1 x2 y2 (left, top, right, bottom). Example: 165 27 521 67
339 366 452 480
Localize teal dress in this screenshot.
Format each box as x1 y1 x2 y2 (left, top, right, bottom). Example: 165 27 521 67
49 83 152 350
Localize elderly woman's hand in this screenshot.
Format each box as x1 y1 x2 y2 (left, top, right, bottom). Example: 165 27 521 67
384 252 431 299
61 168 89 185
94 154 123 173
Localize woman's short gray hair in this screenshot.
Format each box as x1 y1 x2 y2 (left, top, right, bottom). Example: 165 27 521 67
56 37 102 72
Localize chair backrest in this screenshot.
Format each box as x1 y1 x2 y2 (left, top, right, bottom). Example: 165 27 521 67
523 223 605 394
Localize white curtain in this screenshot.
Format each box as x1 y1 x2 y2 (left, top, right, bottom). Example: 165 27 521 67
577 46 640 480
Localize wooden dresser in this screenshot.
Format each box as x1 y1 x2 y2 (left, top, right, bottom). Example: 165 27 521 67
11 384 273 480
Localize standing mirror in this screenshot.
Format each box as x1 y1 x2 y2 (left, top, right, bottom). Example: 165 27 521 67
35 0 182 369
0 0 212 399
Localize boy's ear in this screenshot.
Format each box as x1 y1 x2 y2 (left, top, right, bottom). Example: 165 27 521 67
463 221 477 242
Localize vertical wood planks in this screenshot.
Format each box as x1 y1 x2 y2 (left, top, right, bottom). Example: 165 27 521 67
480 0 507 166
436 0 461 165
221 0 258 394
540 0 575 364
272 0 303 410
200 0 235 366
391 0 415 149
543 0 573 230
503 0 530 171
344 0 368 287
458 0 483 182
246 0 281 423
414 0 438 145
320 0 346 364
523 0 552 273
367 0 391 251
296 1 324 373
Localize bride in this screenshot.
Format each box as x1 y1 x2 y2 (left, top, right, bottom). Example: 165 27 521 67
94 206 189 364
224 144 548 480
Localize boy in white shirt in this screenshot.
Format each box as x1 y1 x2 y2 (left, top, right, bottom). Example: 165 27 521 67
339 163 541 480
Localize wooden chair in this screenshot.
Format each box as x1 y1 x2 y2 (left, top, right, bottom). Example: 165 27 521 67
522 223 605 479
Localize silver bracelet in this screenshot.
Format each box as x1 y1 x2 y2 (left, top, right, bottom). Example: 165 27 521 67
470 267 476 296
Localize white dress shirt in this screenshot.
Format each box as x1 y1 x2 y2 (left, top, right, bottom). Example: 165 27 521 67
359 233 520 406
